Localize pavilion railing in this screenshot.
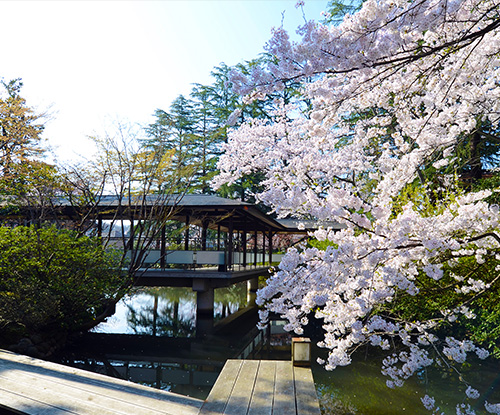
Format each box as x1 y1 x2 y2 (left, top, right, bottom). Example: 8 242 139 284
124 249 284 270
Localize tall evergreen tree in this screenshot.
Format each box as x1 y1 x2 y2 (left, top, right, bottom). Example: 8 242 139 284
190 84 219 194
144 95 198 190
144 61 301 200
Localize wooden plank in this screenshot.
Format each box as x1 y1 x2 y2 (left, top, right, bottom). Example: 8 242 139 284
0 387 79 415
247 360 275 415
200 359 243 415
200 359 321 415
0 369 162 415
0 349 203 415
294 366 321 415
273 361 296 415
0 350 202 411
223 360 259 415
0 375 123 415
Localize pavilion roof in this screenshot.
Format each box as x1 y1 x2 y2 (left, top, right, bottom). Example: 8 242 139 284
1 193 345 234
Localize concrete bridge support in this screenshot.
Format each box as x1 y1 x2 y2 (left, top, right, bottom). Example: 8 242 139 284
193 279 214 337
247 278 258 306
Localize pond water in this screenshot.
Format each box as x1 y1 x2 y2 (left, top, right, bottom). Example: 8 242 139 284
58 286 500 414
311 346 500 415
58 283 264 399
92 284 246 336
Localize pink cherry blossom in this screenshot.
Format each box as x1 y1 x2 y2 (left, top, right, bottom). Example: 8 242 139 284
214 0 500 412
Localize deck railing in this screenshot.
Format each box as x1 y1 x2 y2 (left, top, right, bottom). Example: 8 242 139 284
125 249 284 270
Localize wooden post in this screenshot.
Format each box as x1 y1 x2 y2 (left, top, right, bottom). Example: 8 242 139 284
268 230 273 266
127 216 136 269
228 217 233 269
217 224 221 251
97 216 102 238
184 214 190 251
242 229 247 267
160 225 166 269
262 230 265 266
201 220 208 251
254 230 258 266
129 217 134 250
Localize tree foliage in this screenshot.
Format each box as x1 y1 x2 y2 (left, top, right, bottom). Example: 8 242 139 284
145 61 290 201
0 225 124 341
0 80 129 351
0 79 57 201
0 79 44 178
85 122 193 279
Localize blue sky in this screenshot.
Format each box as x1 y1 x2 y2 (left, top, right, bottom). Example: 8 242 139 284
0 0 327 162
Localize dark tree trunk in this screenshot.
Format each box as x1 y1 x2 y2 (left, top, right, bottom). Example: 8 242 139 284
470 131 483 182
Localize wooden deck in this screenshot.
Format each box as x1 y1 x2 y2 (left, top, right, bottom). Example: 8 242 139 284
0 351 320 414
200 360 321 415
0 349 203 414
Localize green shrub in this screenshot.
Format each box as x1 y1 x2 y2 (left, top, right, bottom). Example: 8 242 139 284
0 225 127 340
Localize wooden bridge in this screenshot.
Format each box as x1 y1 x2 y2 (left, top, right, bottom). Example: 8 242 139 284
0 349 321 414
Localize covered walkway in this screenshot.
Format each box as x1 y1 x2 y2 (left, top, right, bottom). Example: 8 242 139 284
2 193 343 335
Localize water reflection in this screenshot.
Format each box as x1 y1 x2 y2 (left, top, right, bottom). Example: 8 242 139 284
59 283 260 399
312 346 500 415
64 355 222 399
214 283 247 322
125 288 196 337
60 292 500 414
93 283 248 337
69 323 500 411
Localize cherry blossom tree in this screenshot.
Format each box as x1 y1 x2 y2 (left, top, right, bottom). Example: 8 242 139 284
214 0 500 413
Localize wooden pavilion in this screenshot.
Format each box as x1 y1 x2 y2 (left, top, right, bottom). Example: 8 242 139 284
1 193 343 335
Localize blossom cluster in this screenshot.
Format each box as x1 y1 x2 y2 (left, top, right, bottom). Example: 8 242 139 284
214 0 500 413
